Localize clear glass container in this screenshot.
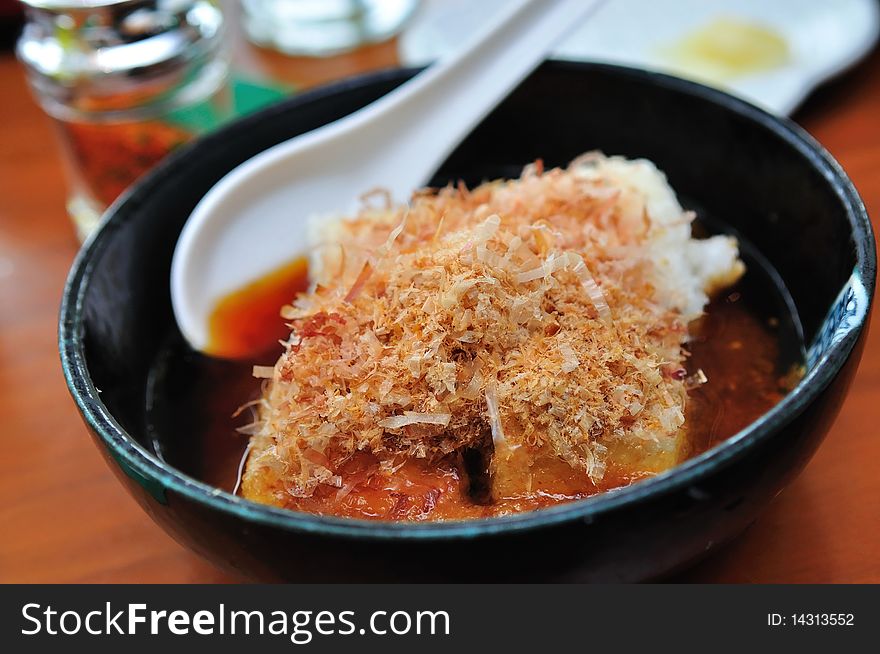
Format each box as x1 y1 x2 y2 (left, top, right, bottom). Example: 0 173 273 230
241 0 420 57
17 0 231 241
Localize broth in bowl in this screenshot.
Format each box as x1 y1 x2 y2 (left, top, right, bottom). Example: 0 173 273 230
148 154 804 521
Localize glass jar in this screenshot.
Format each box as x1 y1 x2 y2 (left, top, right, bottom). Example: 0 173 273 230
241 0 421 57
17 0 231 241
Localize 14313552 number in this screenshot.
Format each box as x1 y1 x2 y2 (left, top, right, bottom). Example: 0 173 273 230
768 613 855 627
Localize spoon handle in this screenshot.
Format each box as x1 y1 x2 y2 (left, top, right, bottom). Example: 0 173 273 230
347 0 608 199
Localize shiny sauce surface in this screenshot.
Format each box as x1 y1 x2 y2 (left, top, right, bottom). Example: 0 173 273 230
151 245 803 521
207 257 310 358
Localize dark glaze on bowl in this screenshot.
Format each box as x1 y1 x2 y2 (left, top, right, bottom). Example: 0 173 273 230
60 63 874 581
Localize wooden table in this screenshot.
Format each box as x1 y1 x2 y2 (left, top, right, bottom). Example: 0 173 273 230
1 34 878 583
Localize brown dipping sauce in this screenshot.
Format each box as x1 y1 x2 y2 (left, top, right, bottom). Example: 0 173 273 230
149 243 803 520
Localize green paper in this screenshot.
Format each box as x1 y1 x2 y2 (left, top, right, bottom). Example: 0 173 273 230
165 75 294 133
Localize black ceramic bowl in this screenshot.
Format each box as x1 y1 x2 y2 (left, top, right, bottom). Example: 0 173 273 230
60 62 874 582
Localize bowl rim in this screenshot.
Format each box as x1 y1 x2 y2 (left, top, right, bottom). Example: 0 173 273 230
60 61 876 540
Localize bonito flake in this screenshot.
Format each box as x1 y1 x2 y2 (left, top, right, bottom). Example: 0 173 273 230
242 154 744 507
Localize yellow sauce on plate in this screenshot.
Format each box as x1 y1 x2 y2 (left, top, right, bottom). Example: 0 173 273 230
660 17 789 83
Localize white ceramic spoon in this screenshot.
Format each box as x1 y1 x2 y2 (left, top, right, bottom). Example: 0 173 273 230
171 0 605 357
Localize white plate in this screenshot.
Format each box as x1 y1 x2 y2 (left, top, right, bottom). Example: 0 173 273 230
400 0 880 115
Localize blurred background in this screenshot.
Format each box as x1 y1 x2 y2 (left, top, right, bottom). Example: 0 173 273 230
1 0 879 582
8 0 879 240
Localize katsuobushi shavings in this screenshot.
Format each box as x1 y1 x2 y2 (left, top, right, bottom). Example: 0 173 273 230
243 153 744 504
